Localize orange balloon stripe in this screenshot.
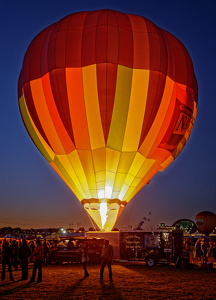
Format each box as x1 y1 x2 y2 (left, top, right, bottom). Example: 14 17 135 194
30 79 66 154
139 71 167 146
23 82 53 149
138 76 175 157
148 84 177 158
19 94 55 163
66 68 91 150
149 148 171 165
41 73 75 154
176 83 194 109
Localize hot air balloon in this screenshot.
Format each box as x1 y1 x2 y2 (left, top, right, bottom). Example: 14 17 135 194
18 10 198 231
195 211 216 235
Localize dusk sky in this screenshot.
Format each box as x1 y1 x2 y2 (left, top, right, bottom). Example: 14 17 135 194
0 0 215 230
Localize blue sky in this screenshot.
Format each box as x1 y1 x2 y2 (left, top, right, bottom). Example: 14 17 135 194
0 0 215 230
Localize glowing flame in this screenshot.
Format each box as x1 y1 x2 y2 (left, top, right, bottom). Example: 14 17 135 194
99 202 108 230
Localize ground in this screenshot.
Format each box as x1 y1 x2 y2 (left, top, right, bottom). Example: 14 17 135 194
0 263 216 299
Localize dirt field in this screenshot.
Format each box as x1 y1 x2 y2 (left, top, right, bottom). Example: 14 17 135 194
0 263 216 299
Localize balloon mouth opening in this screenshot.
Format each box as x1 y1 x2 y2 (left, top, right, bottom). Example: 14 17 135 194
99 202 108 230
81 198 127 206
82 198 127 231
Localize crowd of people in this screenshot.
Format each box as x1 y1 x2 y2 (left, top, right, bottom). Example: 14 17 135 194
1 238 114 282
183 237 216 263
1 238 50 282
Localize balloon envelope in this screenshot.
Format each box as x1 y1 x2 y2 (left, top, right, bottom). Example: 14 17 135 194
195 211 216 235
18 10 198 231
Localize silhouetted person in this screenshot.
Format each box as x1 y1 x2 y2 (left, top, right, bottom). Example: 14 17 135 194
11 239 19 271
18 239 31 280
100 239 113 280
1 241 14 281
29 238 43 283
201 238 209 262
79 242 89 278
195 239 202 261
43 240 49 266
29 241 35 263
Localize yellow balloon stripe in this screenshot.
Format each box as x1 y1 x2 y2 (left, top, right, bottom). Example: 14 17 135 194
77 150 97 198
136 158 157 178
113 173 127 196
54 155 86 200
105 171 116 199
128 152 146 177
119 183 130 201
122 69 149 151
55 154 87 199
19 95 54 162
67 150 89 195
82 65 105 150
117 152 137 173
107 65 133 151
106 148 121 173
124 163 160 202
92 148 106 173
85 208 102 229
105 209 119 231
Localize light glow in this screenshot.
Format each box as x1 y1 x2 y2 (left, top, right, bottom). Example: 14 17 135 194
99 202 108 230
98 190 105 199
105 186 112 198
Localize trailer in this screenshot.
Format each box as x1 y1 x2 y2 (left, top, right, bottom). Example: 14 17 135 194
119 230 183 266
85 229 183 266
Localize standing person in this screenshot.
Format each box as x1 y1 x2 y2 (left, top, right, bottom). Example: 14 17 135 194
195 239 202 262
18 239 31 280
29 238 43 283
1 241 14 281
79 242 89 278
100 239 113 280
201 238 208 262
29 240 35 262
42 240 49 266
10 240 19 271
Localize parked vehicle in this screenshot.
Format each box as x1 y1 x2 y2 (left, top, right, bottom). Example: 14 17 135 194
49 237 104 264
119 230 183 266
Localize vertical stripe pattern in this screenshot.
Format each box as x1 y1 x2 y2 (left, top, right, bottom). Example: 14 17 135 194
18 10 198 231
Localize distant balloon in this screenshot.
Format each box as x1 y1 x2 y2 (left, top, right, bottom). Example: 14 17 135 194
195 211 216 235
172 219 196 234
18 10 198 231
